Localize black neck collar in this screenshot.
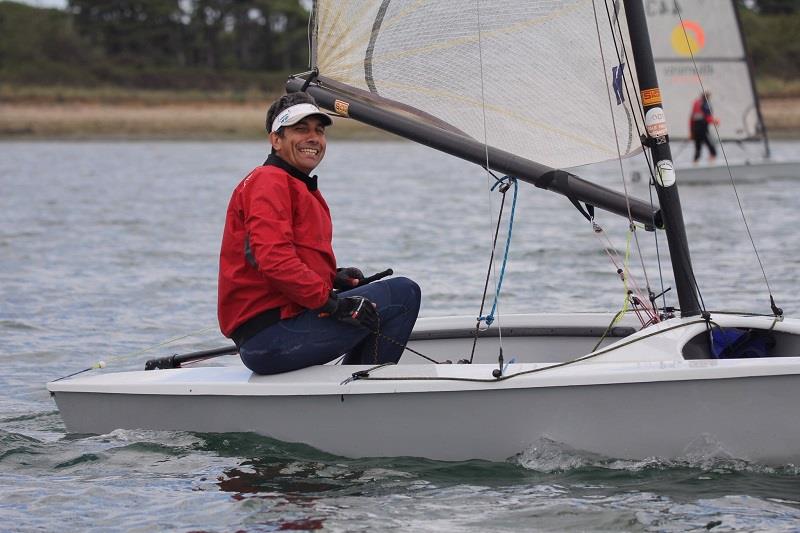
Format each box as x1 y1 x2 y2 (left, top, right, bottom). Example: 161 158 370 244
265 154 318 191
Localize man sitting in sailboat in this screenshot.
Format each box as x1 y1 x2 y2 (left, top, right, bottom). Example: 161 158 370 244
217 93 421 374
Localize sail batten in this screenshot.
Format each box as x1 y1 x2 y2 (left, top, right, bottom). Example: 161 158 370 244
313 0 644 169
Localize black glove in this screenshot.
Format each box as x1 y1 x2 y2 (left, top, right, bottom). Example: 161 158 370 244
319 294 379 331
334 267 365 290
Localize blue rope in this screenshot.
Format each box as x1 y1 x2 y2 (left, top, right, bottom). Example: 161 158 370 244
478 176 518 326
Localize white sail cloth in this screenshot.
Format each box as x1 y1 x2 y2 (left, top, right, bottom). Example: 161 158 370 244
313 0 644 169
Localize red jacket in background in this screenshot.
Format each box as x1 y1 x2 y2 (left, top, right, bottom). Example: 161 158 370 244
217 154 336 337
690 97 714 127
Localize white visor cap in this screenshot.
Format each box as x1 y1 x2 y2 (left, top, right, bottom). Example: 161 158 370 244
271 103 332 133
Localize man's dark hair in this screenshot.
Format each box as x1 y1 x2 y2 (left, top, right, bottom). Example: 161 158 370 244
266 92 319 133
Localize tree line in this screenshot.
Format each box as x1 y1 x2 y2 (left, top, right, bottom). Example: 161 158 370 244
0 0 798 93
67 0 309 72
0 0 311 91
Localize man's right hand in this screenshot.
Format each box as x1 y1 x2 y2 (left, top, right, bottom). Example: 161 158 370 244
319 295 379 331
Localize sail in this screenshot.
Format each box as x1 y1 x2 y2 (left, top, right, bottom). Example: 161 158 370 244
313 0 644 169
646 0 761 140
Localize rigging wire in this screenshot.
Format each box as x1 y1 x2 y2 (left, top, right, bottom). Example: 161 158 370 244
599 1 656 299
590 0 659 323
645 176 670 314
593 0 716 322
599 0 672 313
346 318 718 384
469 173 510 363
468 186 517 368
477 176 519 328
590 221 659 326
673 0 780 315
600 0 715 317
595 1 654 303
472 0 507 362
344 306 781 384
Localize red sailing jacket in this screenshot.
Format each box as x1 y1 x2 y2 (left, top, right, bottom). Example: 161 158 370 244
689 97 714 128
217 154 336 337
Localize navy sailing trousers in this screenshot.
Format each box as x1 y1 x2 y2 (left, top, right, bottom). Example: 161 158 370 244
238 277 421 375
692 120 717 161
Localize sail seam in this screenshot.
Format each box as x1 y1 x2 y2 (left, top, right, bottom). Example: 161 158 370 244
364 0 392 94
593 0 660 322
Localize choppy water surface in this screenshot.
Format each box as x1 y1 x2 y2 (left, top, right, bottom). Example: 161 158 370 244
2 139 800 531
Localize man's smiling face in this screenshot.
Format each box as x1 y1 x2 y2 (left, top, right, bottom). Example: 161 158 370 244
270 116 327 174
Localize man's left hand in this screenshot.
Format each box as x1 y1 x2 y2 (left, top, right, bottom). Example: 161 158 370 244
334 267 365 290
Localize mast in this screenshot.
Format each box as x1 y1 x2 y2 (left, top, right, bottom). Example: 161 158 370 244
623 0 701 317
732 0 771 158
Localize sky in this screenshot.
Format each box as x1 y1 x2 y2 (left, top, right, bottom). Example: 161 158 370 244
14 0 67 7
11 0 315 10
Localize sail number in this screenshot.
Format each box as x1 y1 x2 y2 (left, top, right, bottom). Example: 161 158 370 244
644 0 703 17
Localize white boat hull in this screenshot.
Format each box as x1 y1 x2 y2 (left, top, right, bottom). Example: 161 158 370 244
52 370 800 463
679 160 800 185
48 313 800 463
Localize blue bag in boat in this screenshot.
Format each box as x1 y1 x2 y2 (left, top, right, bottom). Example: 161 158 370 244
710 328 771 359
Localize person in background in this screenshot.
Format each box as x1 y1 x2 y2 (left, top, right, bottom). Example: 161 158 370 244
217 92 421 375
689 90 719 164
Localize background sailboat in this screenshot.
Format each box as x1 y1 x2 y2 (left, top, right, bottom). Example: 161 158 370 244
644 0 800 183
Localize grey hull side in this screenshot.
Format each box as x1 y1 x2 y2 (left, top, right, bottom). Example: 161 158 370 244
52 373 800 464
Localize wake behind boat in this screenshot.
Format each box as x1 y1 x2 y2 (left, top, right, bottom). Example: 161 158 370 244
48 0 800 464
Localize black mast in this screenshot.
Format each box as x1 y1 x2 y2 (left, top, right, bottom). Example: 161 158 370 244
623 0 701 317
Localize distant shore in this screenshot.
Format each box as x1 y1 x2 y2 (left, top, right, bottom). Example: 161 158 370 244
1 97 799 140
0 101 400 141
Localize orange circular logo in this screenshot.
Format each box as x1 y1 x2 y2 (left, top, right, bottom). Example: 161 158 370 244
670 20 705 57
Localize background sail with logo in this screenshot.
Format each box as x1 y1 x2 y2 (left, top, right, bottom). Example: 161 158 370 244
641 0 800 183
646 0 761 141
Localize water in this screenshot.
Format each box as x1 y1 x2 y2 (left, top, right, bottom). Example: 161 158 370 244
2 139 800 531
